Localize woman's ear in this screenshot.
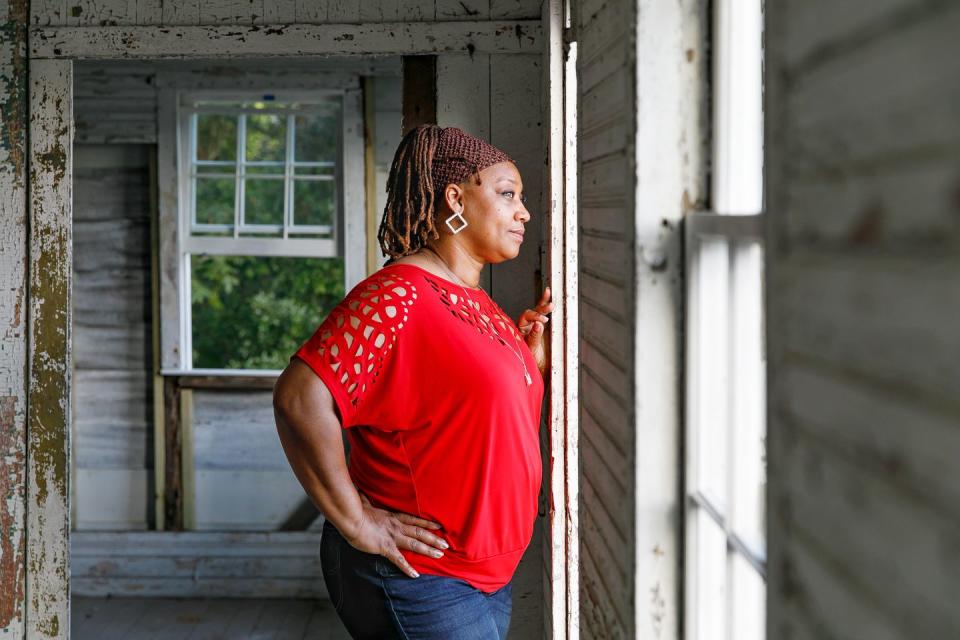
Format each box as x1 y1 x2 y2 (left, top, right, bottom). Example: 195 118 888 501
443 183 463 213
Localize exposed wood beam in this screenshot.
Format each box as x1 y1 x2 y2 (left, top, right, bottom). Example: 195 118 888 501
402 55 437 135
162 377 183 531
27 57 73 639
30 21 542 60
0 0 28 634
175 375 277 391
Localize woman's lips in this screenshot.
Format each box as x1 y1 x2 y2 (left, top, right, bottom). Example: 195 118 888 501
510 230 524 242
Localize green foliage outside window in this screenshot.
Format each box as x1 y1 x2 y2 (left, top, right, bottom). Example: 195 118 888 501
189 101 345 370
191 255 345 370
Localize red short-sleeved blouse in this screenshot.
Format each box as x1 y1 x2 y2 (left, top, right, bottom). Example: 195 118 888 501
291 262 544 593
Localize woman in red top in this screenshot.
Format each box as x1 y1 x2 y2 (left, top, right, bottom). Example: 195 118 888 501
273 125 553 639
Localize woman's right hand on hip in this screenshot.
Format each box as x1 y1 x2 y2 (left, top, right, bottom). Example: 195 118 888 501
345 492 449 578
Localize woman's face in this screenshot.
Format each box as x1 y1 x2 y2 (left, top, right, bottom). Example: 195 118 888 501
443 161 531 263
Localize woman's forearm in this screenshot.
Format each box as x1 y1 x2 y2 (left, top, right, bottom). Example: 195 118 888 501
273 361 364 540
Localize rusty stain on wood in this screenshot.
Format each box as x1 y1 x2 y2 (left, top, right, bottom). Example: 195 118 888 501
27 58 72 639
0 0 28 633
0 396 26 629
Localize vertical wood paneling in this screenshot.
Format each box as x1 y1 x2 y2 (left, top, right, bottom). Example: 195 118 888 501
161 0 200 25
490 53 542 321
435 52 493 292
65 0 137 27
436 54 491 151
261 0 295 23
766 0 960 637
327 0 360 22
359 0 399 22
27 57 73 640
294 0 327 22
200 0 261 24
0 1 28 635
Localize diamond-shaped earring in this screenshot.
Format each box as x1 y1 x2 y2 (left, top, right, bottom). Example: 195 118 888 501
445 208 468 234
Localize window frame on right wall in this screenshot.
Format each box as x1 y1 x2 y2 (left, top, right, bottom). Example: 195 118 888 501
684 0 767 638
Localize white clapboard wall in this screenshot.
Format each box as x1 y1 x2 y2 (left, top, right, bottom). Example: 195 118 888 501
765 1 960 638
575 0 705 637
72 144 154 531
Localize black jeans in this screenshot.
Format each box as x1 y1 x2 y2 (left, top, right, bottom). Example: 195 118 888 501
320 519 513 639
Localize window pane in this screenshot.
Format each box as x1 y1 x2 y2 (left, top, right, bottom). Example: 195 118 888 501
191 255 345 370
243 178 284 227
692 509 727 640
694 237 730 509
295 112 339 162
196 114 236 161
195 177 235 226
731 552 765 640
730 241 767 553
293 179 335 227
245 114 286 162
194 163 235 175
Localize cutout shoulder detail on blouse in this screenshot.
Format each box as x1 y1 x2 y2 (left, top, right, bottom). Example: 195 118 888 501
310 272 419 409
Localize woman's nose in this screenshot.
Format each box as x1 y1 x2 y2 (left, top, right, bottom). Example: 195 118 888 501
518 203 531 222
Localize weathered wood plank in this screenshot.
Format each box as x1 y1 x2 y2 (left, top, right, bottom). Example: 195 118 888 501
74 469 150 530
490 0 540 19
192 390 287 471
490 53 542 321
30 0 65 26
580 152 629 206
359 0 399 22
66 0 137 27
193 470 309 530
781 0 940 72
327 0 360 22
30 20 543 59
262 0 296 23
401 54 436 134
27 57 73 640
160 0 200 26
436 0 486 21
436 53 490 140
783 428 960 637
780 254 960 403
0 0 28 635
74 371 151 469
781 361 960 519
199 0 261 25
71 531 329 598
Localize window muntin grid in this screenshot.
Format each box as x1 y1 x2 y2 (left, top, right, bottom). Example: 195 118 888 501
185 97 342 240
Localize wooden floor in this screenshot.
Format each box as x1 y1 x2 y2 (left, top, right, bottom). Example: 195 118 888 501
71 597 352 639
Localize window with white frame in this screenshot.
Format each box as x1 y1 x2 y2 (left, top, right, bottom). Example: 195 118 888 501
161 89 365 373
685 0 766 638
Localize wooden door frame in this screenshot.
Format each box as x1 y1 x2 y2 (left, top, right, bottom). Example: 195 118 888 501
25 16 577 640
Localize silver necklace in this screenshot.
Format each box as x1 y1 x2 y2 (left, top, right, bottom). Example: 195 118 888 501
422 247 533 386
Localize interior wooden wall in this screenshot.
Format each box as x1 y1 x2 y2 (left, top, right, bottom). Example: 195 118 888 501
765 1 960 638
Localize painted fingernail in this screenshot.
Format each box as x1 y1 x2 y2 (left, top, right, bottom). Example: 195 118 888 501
440 540 449 549
412 570 420 578
433 550 444 558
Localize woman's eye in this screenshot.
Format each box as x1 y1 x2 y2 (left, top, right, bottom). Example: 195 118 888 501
502 191 514 198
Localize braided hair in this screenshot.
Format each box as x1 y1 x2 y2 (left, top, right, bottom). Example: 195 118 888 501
378 124 514 261
379 125 444 260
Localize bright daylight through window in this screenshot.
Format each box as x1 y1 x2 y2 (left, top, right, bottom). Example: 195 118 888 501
179 93 347 371
685 0 766 638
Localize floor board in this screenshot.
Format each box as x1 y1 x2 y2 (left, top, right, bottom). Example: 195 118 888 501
72 597 350 640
